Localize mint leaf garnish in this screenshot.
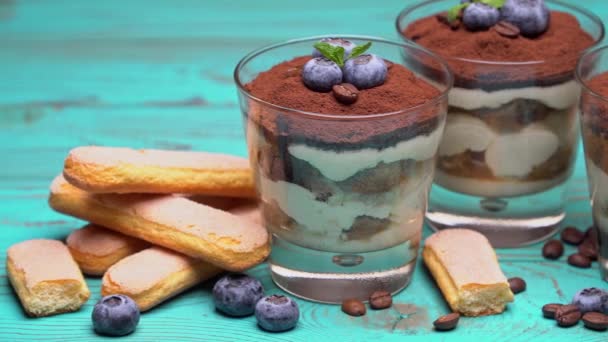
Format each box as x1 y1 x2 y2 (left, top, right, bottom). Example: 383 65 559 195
479 0 506 9
447 3 468 22
313 42 345 67
347 42 372 60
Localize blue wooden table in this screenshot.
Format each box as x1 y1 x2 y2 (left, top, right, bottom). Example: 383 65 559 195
2 0 608 340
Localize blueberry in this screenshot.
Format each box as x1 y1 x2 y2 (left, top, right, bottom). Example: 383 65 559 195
212 273 264 317
572 288 608 314
500 0 550 37
255 294 299 332
301 57 343 92
92 295 140 336
462 3 500 31
343 54 387 90
312 38 356 59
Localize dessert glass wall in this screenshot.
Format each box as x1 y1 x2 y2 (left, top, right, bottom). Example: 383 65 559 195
397 0 604 247
577 46 608 282
235 36 452 303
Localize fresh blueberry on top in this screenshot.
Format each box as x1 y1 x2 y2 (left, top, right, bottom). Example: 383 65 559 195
462 2 500 31
500 0 550 37
572 288 608 314
301 57 343 92
312 38 356 59
343 54 387 90
213 273 265 317
92 294 140 336
255 294 300 332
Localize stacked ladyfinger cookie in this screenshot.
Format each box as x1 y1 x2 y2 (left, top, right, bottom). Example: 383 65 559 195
6 146 269 317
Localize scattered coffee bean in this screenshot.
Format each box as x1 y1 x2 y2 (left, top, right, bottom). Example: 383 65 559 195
585 225 598 243
542 239 564 259
578 239 599 261
433 312 460 331
341 299 366 316
582 312 608 331
369 291 392 310
332 83 359 105
494 21 520 38
542 303 563 319
568 253 592 268
561 226 585 245
508 277 526 294
555 304 582 327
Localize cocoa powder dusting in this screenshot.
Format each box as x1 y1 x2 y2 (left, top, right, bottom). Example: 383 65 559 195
403 11 597 89
244 56 445 149
245 56 440 115
580 72 608 173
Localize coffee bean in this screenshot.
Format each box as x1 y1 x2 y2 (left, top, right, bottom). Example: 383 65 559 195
341 299 366 316
369 290 392 310
578 239 599 261
508 277 526 294
568 253 592 268
542 239 564 259
494 21 520 38
542 303 563 319
582 312 608 331
433 312 460 331
561 226 585 245
332 83 359 105
585 225 599 243
555 304 582 327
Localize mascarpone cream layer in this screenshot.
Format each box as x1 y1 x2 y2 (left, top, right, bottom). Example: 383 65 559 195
449 80 579 111
288 121 445 182
259 171 432 252
434 170 569 198
587 159 608 235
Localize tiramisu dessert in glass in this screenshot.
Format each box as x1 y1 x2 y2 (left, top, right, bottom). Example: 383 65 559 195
235 36 452 302
577 46 608 282
398 0 604 247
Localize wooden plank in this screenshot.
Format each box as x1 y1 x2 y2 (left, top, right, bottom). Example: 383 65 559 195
1 0 608 340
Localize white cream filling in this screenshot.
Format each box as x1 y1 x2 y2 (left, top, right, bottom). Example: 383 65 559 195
434 169 569 198
288 120 445 182
257 168 433 253
448 80 579 111
587 159 608 235
259 176 422 233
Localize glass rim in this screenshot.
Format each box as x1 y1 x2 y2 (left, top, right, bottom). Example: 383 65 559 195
233 35 453 120
576 45 608 103
395 0 605 67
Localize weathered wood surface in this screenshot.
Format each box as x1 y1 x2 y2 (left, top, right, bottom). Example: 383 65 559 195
1 0 607 340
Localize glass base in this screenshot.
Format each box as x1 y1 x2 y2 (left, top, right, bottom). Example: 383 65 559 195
269 235 417 303
427 182 566 248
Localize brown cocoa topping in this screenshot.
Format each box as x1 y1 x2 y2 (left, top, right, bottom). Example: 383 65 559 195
403 12 596 90
245 56 443 149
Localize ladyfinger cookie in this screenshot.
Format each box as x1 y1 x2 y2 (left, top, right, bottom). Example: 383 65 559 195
63 146 255 197
102 247 222 311
423 229 514 316
67 224 149 276
7 239 90 317
49 175 270 272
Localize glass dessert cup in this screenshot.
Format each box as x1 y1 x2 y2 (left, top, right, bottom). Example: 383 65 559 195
235 36 452 303
577 46 608 282
397 0 605 247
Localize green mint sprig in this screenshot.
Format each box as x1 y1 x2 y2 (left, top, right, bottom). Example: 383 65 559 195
447 0 506 23
313 41 372 67
347 42 371 59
